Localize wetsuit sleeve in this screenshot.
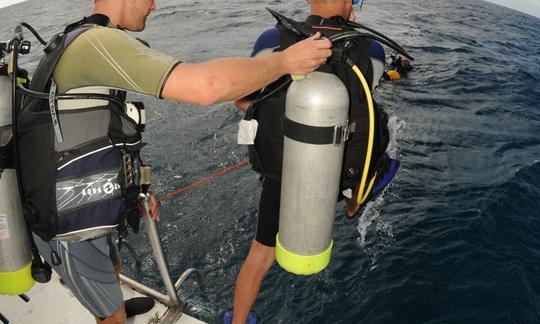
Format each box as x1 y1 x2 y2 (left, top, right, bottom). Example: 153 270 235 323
54 26 180 97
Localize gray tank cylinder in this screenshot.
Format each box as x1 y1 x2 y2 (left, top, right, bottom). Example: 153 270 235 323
276 71 349 275
0 74 34 295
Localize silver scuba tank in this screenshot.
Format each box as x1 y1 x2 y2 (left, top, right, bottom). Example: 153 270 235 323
276 71 350 275
0 73 35 295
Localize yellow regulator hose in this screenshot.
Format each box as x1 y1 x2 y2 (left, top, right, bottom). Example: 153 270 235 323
350 63 377 205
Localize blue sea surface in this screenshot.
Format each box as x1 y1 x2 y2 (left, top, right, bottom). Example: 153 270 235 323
1 0 540 323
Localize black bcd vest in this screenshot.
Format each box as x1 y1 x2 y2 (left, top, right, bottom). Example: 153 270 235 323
17 15 145 241
246 16 390 191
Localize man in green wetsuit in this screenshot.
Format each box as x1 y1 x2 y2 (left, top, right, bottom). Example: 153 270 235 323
27 0 332 323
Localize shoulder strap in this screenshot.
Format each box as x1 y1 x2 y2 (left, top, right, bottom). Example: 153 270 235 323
22 16 105 113
64 14 110 33
29 13 111 96
21 28 87 115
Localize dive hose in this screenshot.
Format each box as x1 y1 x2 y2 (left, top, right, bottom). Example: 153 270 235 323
344 57 377 205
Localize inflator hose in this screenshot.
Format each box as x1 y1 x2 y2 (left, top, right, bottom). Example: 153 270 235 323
344 57 378 205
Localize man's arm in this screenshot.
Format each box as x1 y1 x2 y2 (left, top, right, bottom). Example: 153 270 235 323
233 27 281 111
161 33 331 106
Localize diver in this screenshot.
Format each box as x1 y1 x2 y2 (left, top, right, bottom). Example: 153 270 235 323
6 0 332 323
384 53 413 80
229 0 406 323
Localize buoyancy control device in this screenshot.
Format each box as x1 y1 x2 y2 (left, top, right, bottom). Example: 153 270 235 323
6 16 148 245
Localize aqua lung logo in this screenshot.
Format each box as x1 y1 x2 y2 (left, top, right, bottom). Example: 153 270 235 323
57 169 122 213
81 181 121 197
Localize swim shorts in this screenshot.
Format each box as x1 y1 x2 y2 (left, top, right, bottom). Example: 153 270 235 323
33 233 123 318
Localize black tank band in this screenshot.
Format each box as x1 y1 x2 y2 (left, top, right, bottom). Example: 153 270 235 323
283 117 350 145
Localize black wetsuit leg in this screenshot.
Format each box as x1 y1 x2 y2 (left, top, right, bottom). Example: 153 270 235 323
255 177 281 247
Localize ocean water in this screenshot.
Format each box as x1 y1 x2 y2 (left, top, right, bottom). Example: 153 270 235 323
1 0 540 323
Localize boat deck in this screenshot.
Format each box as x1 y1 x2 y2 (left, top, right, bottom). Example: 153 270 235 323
0 272 205 324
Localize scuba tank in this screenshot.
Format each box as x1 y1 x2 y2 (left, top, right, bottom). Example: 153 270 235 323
276 71 350 275
0 27 53 295
0 66 34 296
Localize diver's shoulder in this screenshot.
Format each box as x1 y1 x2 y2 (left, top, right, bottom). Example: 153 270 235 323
370 40 385 62
252 27 280 56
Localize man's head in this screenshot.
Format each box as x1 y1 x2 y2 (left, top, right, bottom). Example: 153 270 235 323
306 0 355 20
93 0 156 31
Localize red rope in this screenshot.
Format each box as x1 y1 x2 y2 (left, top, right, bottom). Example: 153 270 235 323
157 160 249 202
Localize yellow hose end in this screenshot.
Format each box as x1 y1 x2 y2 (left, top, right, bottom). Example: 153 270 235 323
387 70 401 81
0 261 35 296
275 234 333 275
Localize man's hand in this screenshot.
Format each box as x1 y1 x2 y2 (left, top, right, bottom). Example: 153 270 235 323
281 32 332 75
138 192 160 222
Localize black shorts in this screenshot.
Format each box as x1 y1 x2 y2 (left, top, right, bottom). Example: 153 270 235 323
255 177 281 247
